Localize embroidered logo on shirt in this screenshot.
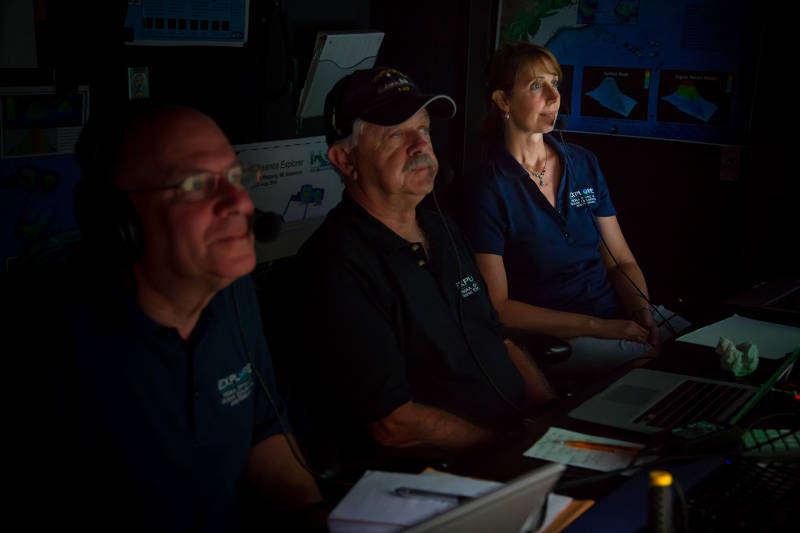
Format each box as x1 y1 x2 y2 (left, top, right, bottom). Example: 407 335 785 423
217 363 254 407
569 187 597 207
456 275 481 299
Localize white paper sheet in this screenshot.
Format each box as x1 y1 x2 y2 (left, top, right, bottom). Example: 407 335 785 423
328 470 502 533
533 493 573 533
524 427 645 472
677 314 800 359
328 469 574 533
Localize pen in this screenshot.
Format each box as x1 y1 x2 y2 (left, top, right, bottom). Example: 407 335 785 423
562 440 641 454
393 487 474 504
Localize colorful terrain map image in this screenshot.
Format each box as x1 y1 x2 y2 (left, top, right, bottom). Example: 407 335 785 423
496 0 752 143
657 70 729 125
582 66 649 120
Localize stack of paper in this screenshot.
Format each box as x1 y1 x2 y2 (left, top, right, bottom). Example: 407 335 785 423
328 468 588 533
328 470 502 533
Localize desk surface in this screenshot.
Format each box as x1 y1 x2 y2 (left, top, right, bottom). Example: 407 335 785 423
447 338 798 504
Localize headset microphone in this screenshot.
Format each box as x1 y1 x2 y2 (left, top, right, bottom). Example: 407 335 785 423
252 209 284 243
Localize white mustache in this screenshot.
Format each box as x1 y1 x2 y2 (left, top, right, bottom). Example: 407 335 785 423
403 153 436 172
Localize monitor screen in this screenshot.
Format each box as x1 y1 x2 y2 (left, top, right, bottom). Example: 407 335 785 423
495 0 757 145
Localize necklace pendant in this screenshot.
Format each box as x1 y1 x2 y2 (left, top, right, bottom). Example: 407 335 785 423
539 178 544 186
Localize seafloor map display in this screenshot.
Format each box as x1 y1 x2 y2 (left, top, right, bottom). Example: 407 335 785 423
582 66 649 120
496 0 755 144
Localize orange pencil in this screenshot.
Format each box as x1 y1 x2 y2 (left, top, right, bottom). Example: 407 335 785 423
562 440 641 454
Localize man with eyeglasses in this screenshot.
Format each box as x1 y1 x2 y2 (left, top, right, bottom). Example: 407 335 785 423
18 103 328 531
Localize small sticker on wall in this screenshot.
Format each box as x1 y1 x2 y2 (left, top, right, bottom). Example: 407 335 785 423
127 66 150 100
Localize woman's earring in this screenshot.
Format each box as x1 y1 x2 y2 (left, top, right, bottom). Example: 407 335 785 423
503 111 510 121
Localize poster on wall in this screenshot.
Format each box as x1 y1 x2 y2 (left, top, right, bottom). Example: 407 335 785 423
1 86 89 158
0 86 89 270
123 0 249 46
495 0 756 145
234 136 344 264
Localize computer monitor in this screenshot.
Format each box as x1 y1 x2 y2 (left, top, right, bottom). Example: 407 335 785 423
405 462 565 533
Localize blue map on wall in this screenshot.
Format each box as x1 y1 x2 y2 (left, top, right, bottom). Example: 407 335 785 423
497 0 756 144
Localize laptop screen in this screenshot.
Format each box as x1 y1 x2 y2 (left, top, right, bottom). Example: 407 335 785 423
730 346 800 425
405 463 565 533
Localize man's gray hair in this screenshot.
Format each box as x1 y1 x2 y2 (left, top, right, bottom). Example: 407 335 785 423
337 118 366 149
331 118 367 181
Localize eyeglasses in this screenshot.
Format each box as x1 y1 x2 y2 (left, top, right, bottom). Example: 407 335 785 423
122 163 262 203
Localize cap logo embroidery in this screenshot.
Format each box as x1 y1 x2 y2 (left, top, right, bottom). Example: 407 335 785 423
377 79 410 94
372 68 412 95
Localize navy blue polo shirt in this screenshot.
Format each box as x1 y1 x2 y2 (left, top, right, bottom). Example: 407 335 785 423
463 135 622 319
67 273 288 531
288 193 529 468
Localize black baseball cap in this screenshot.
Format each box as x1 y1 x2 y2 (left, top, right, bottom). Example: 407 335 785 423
324 67 457 145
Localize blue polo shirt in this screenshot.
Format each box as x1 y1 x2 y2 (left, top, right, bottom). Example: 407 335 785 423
463 134 622 319
60 271 288 531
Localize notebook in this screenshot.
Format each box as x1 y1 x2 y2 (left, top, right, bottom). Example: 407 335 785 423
568 347 800 434
404 462 565 533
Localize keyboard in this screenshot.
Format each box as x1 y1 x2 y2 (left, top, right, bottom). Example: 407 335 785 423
685 456 800 532
742 428 800 458
633 380 752 429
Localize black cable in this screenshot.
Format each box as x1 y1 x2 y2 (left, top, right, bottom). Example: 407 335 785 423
429 189 527 415
232 284 353 489
554 128 677 339
556 413 800 493
738 411 800 454
742 411 800 431
672 478 690 533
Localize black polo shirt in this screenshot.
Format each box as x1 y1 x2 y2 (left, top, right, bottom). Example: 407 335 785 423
290 193 529 465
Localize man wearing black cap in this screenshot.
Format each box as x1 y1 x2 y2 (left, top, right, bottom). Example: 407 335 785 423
281 68 555 477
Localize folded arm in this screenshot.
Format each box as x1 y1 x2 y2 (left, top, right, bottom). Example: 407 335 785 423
475 252 649 343
370 401 499 451
596 215 658 344
368 338 555 452
245 433 324 513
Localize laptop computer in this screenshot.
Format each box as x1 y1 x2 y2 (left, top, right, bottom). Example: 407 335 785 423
404 462 565 533
568 347 800 434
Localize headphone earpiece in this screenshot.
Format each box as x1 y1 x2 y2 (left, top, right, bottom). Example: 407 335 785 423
73 107 145 266
73 178 144 266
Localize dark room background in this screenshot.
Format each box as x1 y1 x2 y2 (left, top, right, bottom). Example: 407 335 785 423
1 0 795 316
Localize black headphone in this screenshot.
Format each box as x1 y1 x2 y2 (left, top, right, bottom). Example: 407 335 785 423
73 101 161 266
